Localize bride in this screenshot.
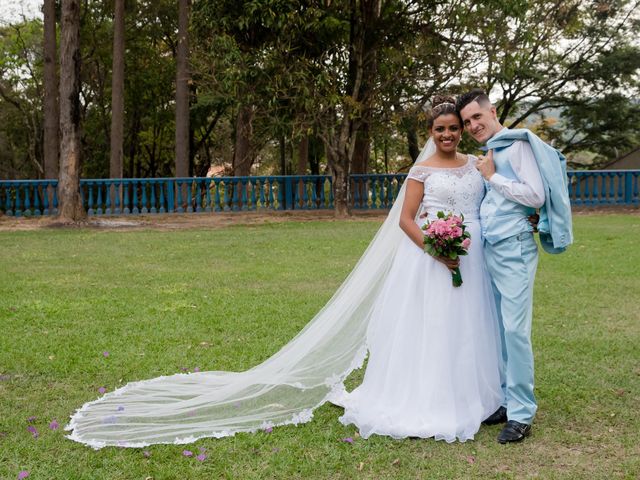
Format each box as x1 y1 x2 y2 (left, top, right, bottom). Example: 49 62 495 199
67 96 501 448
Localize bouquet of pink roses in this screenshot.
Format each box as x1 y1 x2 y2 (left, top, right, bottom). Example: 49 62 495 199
421 211 471 287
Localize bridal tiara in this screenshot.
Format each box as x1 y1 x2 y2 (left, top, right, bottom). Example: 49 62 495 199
432 102 456 113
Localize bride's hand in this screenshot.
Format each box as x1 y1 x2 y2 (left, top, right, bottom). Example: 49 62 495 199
432 254 460 271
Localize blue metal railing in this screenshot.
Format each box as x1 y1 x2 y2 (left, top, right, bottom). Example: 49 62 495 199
0 170 637 217
567 170 639 206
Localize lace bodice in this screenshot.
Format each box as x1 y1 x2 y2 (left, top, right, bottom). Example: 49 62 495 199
407 156 485 220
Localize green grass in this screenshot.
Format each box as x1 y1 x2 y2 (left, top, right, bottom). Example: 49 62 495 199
1 215 638 479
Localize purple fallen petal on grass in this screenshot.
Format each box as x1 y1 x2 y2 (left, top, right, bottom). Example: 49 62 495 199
27 426 39 438
0 374 10 381
264 427 273 433
180 367 188 372
49 420 59 430
98 387 107 394
117 405 125 412
193 367 200 373
142 450 151 458
196 453 207 462
182 450 193 457
18 471 30 479
102 351 109 358
27 416 37 423
198 447 206 453
341 437 354 443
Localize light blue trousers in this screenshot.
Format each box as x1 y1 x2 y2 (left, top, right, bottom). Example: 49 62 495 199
484 232 538 425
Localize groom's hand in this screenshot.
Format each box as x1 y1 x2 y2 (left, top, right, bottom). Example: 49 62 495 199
476 149 496 180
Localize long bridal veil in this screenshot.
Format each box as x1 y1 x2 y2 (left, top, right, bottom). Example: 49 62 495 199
66 140 436 449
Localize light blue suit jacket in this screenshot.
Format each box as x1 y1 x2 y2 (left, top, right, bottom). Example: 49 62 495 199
485 129 573 254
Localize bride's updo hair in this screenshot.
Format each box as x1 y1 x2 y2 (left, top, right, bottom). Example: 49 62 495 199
427 94 462 129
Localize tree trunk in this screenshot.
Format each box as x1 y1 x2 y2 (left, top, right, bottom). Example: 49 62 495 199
296 135 308 207
351 127 369 174
297 135 308 175
43 0 59 181
233 104 254 176
325 0 380 216
110 0 124 179
175 0 190 178
352 126 369 208
406 127 420 162
332 163 350 217
58 0 85 222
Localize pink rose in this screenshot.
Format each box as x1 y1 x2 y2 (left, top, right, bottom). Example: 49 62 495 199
462 238 471 249
450 226 463 238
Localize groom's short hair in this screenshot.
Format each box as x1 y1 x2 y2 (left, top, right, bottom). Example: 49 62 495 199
456 89 492 112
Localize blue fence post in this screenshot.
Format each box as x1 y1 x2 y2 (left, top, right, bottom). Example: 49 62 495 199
186 180 194 213
15 185 22 216
158 181 166 213
43 183 51 215
624 172 633 205
213 179 221 212
166 180 174 212
23 184 32 216
241 178 248 211
86 182 94 215
231 179 239 211
268 179 275 209
122 181 130 214
4 182 13 215
205 178 212 212
147 182 155 213
285 176 293 210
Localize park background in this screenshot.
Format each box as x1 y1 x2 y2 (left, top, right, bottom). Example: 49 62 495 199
1 0 639 479
0 0 639 218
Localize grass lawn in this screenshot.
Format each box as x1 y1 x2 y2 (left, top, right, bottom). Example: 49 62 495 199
1 214 638 479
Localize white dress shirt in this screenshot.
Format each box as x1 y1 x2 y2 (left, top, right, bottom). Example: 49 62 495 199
488 140 545 208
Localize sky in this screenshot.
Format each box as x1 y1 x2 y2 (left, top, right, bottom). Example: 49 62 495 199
0 0 42 24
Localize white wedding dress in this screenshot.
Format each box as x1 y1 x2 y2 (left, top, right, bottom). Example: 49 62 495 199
336 156 503 442
66 144 502 449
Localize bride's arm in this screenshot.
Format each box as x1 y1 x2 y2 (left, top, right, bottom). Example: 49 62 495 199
399 179 427 249
399 178 460 270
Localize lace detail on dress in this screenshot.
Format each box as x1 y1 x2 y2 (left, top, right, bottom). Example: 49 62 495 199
418 156 485 220
407 165 431 183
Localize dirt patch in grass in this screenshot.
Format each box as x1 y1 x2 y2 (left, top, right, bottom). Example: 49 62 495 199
0 210 387 232
0 205 637 232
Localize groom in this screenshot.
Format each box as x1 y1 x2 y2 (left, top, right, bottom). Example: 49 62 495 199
457 89 572 444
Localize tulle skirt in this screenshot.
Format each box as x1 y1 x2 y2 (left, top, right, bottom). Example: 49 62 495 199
336 220 502 442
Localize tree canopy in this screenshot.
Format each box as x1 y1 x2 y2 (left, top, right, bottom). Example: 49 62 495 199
0 0 638 184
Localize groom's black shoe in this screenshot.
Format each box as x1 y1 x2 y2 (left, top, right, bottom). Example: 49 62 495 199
482 406 507 426
497 420 531 444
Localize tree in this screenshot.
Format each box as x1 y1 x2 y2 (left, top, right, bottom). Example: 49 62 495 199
43 0 59 179
109 0 125 179
464 0 640 160
1 0 638 186
0 19 45 179
175 0 190 178
539 93 640 166
57 0 85 221
312 0 475 215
